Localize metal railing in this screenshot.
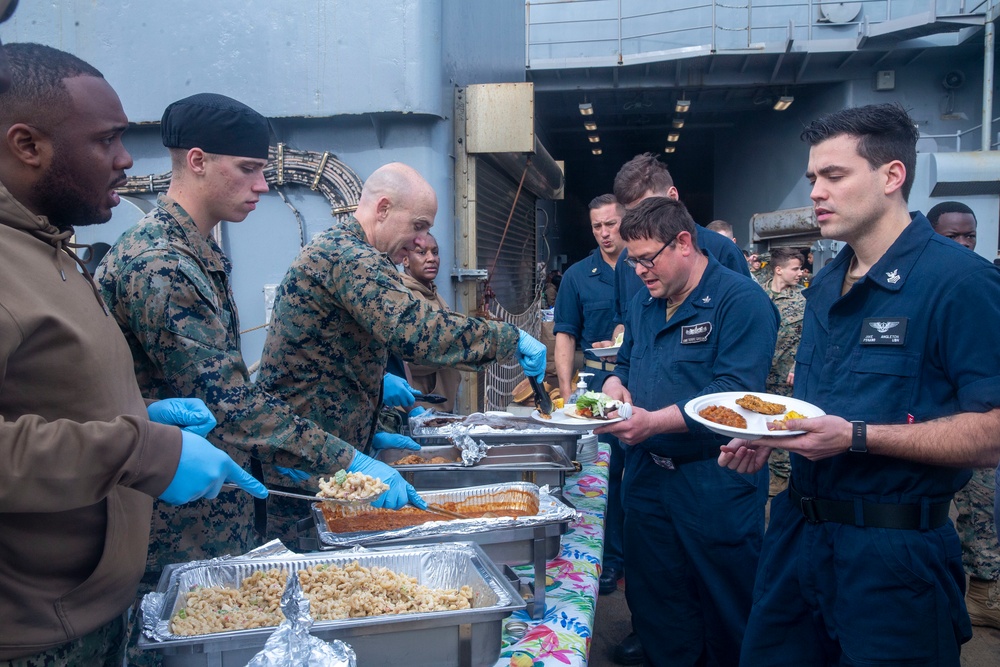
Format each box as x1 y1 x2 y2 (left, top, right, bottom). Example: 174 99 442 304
525 0 981 68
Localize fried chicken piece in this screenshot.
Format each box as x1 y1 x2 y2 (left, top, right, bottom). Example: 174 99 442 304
393 454 457 465
394 454 427 465
735 394 786 415
698 405 748 429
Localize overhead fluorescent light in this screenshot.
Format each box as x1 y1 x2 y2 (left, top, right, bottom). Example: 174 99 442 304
592 148 603 155
579 102 594 116
664 147 676 153
672 118 685 129
667 133 680 142
584 121 597 131
588 135 600 143
773 96 794 111
674 98 691 113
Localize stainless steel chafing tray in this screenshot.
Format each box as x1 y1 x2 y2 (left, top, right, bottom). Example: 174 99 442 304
408 412 581 460
301 483 577 620
137 542 522 667
375 443 580 490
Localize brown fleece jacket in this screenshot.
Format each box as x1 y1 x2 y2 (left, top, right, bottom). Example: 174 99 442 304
0 182 182 660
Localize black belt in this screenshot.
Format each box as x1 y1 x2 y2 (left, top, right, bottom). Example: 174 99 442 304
650 449 718 470
584 358 616 372
789 484 950 530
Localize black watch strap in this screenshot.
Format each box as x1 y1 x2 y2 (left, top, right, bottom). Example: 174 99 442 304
850 420 867 453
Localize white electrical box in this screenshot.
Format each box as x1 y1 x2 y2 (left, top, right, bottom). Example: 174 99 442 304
875 70 895 91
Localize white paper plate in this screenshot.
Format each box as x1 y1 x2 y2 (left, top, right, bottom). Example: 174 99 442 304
683 391 825 441
530 405 625 430
585 345 621 358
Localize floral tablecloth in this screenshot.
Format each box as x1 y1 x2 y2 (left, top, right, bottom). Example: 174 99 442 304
494 442 610 667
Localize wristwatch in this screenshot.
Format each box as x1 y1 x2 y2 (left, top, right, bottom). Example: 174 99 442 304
849 420 867 454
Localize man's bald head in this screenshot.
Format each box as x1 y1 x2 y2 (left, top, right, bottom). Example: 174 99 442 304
357 162 437 263
360 162 434 208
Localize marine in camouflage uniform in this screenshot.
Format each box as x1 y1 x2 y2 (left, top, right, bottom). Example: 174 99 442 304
762 274 805 494
256 212 519 461
95 95 359 665
97 195 360 663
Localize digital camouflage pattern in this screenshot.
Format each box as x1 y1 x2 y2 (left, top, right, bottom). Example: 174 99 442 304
1 614 126 667
257 216 519 543
96 196 361 664
763 279 805 485
955 467 1000 580
257 215 519 451
763 279 805 397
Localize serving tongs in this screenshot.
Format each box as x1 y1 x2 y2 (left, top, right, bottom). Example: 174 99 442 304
220 483 382 506
527 375 554 417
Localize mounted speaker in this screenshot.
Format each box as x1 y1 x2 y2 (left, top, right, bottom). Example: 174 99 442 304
942 70 966 90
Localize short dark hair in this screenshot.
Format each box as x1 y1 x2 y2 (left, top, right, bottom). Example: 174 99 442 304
613 153 674 206
801 103 919 201
770 247 805 268
588 193 620 210
0 43 104 130
706 219 732 234
620 196 698 249
926 201 976 228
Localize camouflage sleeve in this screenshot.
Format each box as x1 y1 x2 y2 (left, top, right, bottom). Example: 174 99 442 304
322 246 520 368
114 250 356 472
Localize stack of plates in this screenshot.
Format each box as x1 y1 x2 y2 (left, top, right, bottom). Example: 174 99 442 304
576 433 598 464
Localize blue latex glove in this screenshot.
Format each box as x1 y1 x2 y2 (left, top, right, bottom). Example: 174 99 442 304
348 451 427 510
382 373 417 409
275 466 310 483
515 329 547 381
371 432 421 451
159 431 268 505
408 406 427 418
147 398 217 437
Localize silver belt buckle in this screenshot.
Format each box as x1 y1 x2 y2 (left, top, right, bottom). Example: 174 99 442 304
650 453 676 470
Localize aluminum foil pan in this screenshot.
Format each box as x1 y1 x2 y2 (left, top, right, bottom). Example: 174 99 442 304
142 542 516 643
312 482 578 548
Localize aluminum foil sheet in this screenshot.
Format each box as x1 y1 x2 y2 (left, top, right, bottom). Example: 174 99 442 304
409 410 568 438
313 482 579 548
142 542 515 643
245 575 356 667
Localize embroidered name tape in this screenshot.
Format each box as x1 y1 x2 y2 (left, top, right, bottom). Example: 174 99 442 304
681 322 712 344
860 317 907 345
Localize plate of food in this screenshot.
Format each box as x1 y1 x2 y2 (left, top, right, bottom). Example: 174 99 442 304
531 391 626 429
585 344 621 358
683 391 825 440
586 332 624 358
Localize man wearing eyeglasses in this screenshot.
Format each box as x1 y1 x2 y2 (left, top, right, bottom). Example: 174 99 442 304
596 197 778 667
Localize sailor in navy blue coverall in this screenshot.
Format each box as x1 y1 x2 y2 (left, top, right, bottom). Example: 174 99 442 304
553 195 627 590
721 104 1000 667
597 197 778 667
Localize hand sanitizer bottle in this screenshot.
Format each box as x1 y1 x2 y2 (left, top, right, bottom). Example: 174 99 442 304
569 373 593 404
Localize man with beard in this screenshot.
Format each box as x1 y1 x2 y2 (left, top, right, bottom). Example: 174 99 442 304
596 197 777 667
0 42 265 666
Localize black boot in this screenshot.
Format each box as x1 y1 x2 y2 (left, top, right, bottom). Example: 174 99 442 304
613 631 644 665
